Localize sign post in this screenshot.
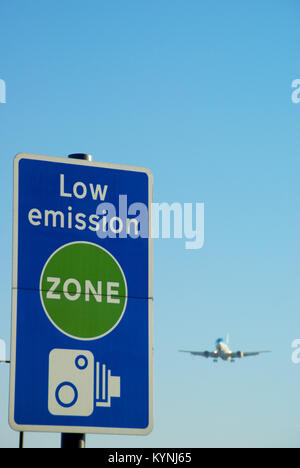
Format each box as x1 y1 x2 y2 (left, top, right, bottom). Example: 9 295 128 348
60 152 91 449
9 153 153 440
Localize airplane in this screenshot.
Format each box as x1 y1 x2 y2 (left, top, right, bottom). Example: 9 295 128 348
179 336 271 363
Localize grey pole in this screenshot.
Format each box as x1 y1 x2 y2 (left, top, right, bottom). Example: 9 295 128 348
0 361 20 446
60 153 92 449
67 153 92 162
61 432 85 449
19 431 24 449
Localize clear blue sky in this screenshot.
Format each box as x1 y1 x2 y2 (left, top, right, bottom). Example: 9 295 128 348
0 0 299 448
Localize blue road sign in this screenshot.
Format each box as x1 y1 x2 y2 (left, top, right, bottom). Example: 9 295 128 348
9 153 153 435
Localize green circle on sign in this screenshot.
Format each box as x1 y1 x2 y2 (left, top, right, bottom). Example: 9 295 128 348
40 242 127 340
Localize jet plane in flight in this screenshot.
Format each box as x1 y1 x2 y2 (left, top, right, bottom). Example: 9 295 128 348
179 336 271 363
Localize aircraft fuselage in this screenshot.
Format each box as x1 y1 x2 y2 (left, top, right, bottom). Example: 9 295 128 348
216 341 232 361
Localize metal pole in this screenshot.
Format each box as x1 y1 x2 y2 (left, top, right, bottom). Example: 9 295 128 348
0 361 20 447
67 153 93 162
60 153 92 449
61 433 85 449
19 432 24 449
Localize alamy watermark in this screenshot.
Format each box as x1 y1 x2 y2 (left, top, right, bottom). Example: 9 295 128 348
0 79 6 104
27 174 205 250
291 339 300 364
291 79 300 104
95 197 205 250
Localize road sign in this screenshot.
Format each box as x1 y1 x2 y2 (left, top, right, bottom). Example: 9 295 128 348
9 153 153 435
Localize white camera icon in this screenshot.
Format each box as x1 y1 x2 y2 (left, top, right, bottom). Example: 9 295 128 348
48 348 120 417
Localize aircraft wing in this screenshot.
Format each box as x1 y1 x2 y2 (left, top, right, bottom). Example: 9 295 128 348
179 350 218 358
230 350 271 358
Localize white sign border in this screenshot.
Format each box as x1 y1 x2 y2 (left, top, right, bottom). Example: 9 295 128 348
9 153 153 436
